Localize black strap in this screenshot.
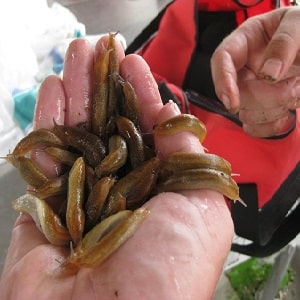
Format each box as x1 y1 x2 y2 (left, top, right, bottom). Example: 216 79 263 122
185 90 242 125
232 162 300 257
232 202 300 257
231 184 260 243
183 11 237 100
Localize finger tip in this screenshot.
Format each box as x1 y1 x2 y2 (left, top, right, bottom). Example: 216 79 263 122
120 54 150 77
155 100 181 123
120 54 163 133
34 75 65 130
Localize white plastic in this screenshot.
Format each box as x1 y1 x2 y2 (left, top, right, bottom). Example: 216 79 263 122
0 0 86 161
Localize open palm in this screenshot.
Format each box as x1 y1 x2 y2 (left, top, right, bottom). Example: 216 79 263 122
0 37 233 300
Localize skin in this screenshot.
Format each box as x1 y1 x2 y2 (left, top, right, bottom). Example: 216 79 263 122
211 7 300 137
0 37 233 299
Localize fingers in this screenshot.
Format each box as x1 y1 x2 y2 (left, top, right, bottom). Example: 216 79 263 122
211 7 300 115
237 75 299 137
211 44 241 113
211 13 264 113
120 54 207 155
36 35 126 130
33 39 94 176
63 38 94 128
35 39 95 129
239 105 287 125
33 75 66 177
242 113 295 137
94 34 125 62
120 54 163 133
239 75 298 112
34 75 66 129
259 8 300 81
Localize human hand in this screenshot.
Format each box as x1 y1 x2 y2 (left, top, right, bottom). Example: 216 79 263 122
211 7 300 137
0 36 234 299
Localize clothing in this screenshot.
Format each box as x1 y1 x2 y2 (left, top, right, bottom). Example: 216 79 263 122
126 0 300 257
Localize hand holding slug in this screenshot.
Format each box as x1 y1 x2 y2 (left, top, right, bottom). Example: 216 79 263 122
0 36 234 300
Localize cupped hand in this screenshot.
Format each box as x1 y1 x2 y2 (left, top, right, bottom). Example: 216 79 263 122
0 36 233 300
211 7 300 137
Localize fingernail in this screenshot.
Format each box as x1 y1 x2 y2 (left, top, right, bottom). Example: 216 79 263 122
221 94 231 111
260 59 283 81
168 100 181 113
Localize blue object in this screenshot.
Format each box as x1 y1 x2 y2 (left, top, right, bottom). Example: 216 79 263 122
49 48 64 74
13 85 39 130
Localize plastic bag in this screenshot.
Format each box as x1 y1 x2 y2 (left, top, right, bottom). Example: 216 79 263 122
0 0 86 160
0 0 126 159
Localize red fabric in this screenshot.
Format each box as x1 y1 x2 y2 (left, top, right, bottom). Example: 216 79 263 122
140 0 197 87
167 78 300 208
189 104 300 208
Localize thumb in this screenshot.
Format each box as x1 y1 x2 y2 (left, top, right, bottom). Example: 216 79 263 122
259 8 300 82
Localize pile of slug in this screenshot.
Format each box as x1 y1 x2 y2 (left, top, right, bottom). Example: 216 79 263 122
5 33 240 273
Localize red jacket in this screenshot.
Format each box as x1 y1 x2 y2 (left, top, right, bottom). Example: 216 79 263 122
126 0 299 257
